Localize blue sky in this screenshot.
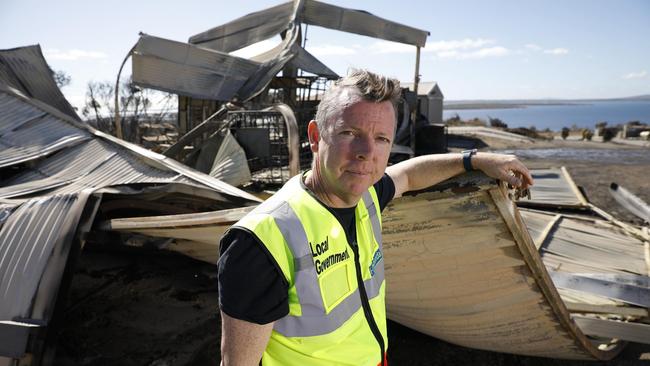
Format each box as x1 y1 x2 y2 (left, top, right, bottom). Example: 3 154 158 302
1 0 649 112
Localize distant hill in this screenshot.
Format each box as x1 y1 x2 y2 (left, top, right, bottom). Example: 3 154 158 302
609 94 650 101
445 95 650 110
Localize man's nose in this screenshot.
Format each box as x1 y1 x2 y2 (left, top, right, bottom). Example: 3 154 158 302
355 136 374 160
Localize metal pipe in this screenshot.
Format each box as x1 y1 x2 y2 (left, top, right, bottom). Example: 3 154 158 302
410 46 421 157
114 44 136 140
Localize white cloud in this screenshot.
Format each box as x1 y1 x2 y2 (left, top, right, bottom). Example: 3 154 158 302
308 44 358 56
45 49 107 61
622 70 647 79
525 43 542 51
436 50 459 58
467 46 510 58
426 38 495 52
543 48 569 55
439 46 510 60
368 41 414 54
524 44 569 55
418 38 511 60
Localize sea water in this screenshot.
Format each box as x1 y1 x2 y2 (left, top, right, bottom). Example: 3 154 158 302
443 101 650 131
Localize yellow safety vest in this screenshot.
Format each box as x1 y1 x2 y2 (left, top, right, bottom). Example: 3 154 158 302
233 174 387 366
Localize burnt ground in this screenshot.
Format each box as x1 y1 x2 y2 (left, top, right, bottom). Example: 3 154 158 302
53 146 650 365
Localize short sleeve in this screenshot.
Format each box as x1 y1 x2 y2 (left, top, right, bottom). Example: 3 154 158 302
217 228 289 324
373 173 396 211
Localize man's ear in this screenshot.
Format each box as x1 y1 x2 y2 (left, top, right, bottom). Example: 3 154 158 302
307 120 320 153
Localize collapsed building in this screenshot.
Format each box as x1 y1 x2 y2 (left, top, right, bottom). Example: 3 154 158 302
1 0 649 364
124 0 449 186
0 44 260 365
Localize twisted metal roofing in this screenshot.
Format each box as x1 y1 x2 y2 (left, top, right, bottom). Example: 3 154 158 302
0 47 261 360
0 45 79 120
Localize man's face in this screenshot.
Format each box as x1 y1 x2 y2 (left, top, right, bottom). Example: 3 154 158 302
312 99 395 207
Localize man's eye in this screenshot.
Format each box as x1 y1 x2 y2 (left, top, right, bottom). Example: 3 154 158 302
341 130 354 136
377 137 391 143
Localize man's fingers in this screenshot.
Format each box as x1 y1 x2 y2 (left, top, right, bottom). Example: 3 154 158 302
509 175 522 187
509 160 534 187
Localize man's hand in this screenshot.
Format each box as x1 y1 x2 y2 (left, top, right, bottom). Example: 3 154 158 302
472 152 534 189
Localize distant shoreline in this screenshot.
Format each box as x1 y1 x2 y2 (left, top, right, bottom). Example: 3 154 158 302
444 96 650 111
444 102 583 110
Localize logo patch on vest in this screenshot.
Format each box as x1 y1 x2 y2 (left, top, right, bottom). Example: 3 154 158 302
369 249 383 276
310 236 350 275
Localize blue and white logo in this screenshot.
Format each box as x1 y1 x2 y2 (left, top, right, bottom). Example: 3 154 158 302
369 249 383 276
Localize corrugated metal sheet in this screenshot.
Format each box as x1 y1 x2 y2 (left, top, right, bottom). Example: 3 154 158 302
0 109 91 168
0 47 262 360
132 34 260 100
189 0 429 50
521 209 647 275
208 131 251 187
0 93 47 135
287 44 338 79
0 45 79 120
518 167 590 209
189 1 294 52
301 0 428 47
135 0 426 100
0 194 80 321
236 28 299 101
132 27 301 102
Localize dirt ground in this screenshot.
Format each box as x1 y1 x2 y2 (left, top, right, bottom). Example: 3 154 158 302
53 138 650 365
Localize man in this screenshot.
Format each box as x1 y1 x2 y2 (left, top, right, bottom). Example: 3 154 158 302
218 70 533 366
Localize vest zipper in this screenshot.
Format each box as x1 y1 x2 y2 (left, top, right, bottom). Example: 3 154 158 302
350 240 385 366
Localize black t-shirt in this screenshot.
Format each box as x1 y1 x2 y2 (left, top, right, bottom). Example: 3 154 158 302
218 174 396 324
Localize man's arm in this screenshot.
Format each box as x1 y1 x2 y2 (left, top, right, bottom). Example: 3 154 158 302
386 152 534 198
220 311 274 366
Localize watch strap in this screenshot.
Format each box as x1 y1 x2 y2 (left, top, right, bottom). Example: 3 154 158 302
462 149 477 172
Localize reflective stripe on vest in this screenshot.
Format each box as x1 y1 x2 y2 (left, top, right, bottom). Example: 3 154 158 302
269 188 384 337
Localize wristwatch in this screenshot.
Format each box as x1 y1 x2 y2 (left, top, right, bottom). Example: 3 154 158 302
461 149 477 172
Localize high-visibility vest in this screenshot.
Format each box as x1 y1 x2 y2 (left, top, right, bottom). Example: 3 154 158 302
233 174 387 366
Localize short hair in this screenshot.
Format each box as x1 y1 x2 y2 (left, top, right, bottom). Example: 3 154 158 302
314 69 401 137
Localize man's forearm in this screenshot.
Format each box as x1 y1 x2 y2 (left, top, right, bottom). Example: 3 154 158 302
386 153 465 197
386 152 534 198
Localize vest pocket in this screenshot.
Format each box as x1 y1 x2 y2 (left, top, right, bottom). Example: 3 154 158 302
319 261 354 313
